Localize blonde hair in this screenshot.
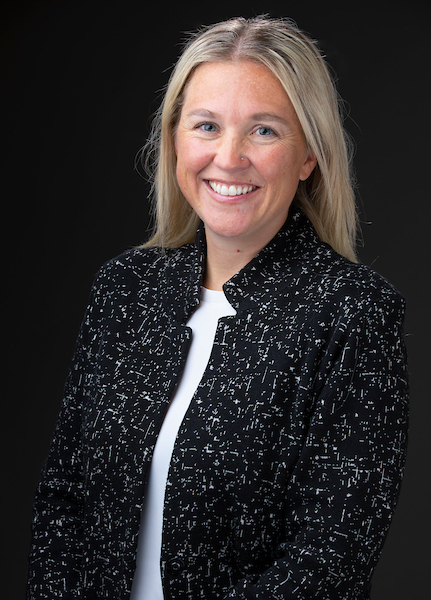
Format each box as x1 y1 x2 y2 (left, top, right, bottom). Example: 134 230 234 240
141 16 358 262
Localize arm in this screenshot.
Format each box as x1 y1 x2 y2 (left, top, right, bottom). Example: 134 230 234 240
27 272 105 599
226 292 409 599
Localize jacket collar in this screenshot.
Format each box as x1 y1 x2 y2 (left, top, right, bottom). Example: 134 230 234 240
159 207 328 322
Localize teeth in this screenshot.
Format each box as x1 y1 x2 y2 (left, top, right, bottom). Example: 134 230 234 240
209 181 256 196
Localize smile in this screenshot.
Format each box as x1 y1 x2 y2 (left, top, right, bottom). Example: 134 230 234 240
208 181 258 196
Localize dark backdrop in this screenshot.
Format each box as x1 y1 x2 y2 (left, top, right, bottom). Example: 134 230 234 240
2 1 430 597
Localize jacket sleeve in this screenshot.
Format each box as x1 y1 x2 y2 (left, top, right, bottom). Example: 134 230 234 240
27 270 106 599
225 291 409 600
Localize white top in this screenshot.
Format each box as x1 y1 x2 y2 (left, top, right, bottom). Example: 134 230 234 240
130 288 236 600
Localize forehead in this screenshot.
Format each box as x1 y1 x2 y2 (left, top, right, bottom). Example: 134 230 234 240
182 60 296 117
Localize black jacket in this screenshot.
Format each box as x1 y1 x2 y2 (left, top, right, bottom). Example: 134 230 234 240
27 209 408 599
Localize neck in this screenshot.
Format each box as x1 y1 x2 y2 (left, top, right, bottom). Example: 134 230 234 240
203 233 262 291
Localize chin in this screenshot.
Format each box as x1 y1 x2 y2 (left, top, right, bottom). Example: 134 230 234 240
204 217 255 240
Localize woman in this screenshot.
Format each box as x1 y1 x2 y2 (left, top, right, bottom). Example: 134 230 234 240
27 16 408 600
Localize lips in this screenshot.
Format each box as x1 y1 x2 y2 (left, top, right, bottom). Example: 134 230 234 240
208 180 258 197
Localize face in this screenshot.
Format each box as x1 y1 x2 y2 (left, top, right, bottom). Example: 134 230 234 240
175 61 317 252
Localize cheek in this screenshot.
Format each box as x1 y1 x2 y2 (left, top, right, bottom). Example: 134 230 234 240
176 146 207 203
259 150 291 187
177 138 211 176
265 147 305 188
175 159 190 201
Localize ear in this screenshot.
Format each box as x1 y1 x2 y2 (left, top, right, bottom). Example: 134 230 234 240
299 148 317 181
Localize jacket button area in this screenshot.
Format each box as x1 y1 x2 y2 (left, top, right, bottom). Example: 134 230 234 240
166 558 185 574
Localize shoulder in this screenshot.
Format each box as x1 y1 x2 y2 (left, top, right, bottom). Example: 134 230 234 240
305 243 406 324
281 209 405 315
91 244 195 293
80 244 197 323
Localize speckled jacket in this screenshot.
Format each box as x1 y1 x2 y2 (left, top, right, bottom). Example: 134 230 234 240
27 208 408 600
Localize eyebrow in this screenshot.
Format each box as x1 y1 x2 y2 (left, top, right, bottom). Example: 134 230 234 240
251 112 290 125
186 109 289 126
186 109 217 119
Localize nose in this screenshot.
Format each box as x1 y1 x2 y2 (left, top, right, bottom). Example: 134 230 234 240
212 133 249 171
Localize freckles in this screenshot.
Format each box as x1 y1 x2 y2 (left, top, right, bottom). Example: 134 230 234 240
179 139 211 173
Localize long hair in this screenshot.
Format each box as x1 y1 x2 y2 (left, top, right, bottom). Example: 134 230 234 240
141 16 358 262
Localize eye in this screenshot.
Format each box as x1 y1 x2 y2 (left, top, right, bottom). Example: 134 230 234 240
255 126 276 137
198 123 217 133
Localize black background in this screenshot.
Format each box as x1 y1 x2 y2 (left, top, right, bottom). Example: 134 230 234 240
2 0 430 597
